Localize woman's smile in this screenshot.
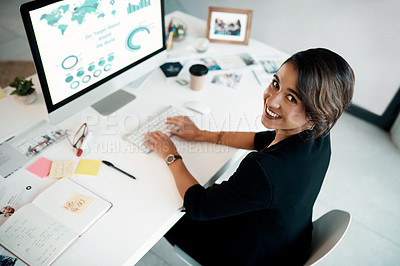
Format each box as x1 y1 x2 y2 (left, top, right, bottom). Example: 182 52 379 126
261 62 313 142
264 106 281 119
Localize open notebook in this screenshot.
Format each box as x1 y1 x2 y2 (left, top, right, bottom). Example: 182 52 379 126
0 178 112 265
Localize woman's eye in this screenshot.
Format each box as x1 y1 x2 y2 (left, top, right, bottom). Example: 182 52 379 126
272 80 279 88
288 95 297 103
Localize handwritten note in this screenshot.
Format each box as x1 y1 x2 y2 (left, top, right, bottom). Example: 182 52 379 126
62 192 94 216
74 159 102 176
48 160 75 178
0 204 77 266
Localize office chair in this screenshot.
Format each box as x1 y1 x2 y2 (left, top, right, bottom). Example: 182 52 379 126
173 245 201 266
304 209 352 265
174 209 351 266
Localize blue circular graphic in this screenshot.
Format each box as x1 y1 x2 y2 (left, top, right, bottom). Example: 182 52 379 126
108 55 115 62
77 70 84 77
98 60 105 66
94 69 102 77
82 75 91 83
65 76 73 83
88 65 95 71
70 81 80 89
126 26 150 52
104 64 112 71
62 55 78 70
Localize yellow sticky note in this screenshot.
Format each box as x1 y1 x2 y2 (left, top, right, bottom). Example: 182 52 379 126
0 88 6 100
75 159 102 176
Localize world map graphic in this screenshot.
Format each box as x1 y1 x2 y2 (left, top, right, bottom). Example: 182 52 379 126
40 0 105 35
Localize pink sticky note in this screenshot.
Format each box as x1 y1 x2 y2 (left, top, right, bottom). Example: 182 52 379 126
26 157 52 178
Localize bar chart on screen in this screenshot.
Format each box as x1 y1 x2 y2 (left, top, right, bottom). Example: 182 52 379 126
127 0 151 14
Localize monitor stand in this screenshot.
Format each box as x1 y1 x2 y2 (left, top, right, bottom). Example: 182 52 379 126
91 89 136 116
91 71 154 115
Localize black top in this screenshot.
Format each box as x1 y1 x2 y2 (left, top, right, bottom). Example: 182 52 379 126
165 131 331 265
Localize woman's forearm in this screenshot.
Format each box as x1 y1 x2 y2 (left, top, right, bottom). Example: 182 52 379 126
168 159 199 199
198 131 256 150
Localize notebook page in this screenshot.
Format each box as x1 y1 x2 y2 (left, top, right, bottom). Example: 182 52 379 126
32 178 112 234
0 203 77 265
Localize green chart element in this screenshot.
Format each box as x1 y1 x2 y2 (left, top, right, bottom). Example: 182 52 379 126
62 55 78 69
127 0 151 14
126 26 150 52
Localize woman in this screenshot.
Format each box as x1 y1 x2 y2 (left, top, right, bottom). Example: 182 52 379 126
144 48 354 265
0 206 15 218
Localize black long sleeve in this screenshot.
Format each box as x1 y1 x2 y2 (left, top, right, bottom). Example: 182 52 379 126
166 131 331 265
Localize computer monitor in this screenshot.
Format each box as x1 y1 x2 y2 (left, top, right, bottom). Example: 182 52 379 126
20 0 166 125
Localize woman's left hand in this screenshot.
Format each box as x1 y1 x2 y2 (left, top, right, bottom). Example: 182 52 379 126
143 131 179 159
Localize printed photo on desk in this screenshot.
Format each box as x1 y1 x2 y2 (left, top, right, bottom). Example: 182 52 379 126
210 71 243 90
251 54 288 86
201 53 255 71
206 7 253 45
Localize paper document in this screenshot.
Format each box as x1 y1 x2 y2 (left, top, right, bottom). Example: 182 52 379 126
0 142 30 178
49 161 76 178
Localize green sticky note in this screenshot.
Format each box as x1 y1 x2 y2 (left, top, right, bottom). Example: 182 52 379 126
75 159 102 176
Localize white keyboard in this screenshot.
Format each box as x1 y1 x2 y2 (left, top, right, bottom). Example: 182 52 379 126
123 105 185 153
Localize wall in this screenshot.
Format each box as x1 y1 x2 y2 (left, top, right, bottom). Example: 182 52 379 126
169 0 400 116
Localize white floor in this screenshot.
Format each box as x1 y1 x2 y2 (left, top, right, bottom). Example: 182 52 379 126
1 0 400 265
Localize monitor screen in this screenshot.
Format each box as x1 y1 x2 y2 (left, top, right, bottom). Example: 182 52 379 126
20 0 166 124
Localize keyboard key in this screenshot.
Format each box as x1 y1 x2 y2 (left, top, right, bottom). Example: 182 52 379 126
122 106 185 153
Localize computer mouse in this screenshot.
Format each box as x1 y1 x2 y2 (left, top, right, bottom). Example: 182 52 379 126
184 101 212 115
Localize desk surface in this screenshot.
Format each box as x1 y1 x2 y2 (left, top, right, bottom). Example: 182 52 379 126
0 11 287 265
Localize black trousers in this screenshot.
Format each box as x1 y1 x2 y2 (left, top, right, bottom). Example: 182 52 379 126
164 213 256 266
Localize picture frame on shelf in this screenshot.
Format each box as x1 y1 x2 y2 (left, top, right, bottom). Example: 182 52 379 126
206 7 253 45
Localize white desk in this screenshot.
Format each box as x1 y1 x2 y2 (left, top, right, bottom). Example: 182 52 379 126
0 11 287 265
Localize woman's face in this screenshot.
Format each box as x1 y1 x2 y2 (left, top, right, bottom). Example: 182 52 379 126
262 62 311 136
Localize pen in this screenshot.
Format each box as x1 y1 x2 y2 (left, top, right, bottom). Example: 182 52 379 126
0 136 15 145
252 70 262 86
102 160 136 179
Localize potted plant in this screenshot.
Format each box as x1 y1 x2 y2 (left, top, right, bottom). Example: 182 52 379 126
10 76 37 104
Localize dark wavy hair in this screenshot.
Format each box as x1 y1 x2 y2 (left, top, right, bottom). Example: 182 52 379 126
283 48 355 140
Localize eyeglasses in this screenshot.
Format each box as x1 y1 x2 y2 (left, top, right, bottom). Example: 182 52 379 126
67 123 88 156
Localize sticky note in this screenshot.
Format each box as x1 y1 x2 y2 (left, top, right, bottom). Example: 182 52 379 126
61 192 95 216
0 88 6 100
75 159 102 176
49 160 75 178
26 157 52 178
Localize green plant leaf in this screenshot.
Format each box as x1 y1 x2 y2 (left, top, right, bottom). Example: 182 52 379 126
9 76 35 96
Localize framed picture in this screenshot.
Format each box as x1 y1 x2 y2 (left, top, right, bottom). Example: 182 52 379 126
206 7 253 45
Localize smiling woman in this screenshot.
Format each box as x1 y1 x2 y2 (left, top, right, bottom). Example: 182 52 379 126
262 48 355 145
144 48 355 265
262 62 311 146
285 48 355 140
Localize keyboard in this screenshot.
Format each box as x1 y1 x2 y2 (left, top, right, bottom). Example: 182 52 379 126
122 105 185 153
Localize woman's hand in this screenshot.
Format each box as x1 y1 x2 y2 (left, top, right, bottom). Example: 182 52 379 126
143 131 178 159
166 116 203 142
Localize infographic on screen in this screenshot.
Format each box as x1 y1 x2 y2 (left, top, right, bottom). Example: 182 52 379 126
29 0 162 105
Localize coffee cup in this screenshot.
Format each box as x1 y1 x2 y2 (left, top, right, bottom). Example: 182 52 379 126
189 64 208 91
